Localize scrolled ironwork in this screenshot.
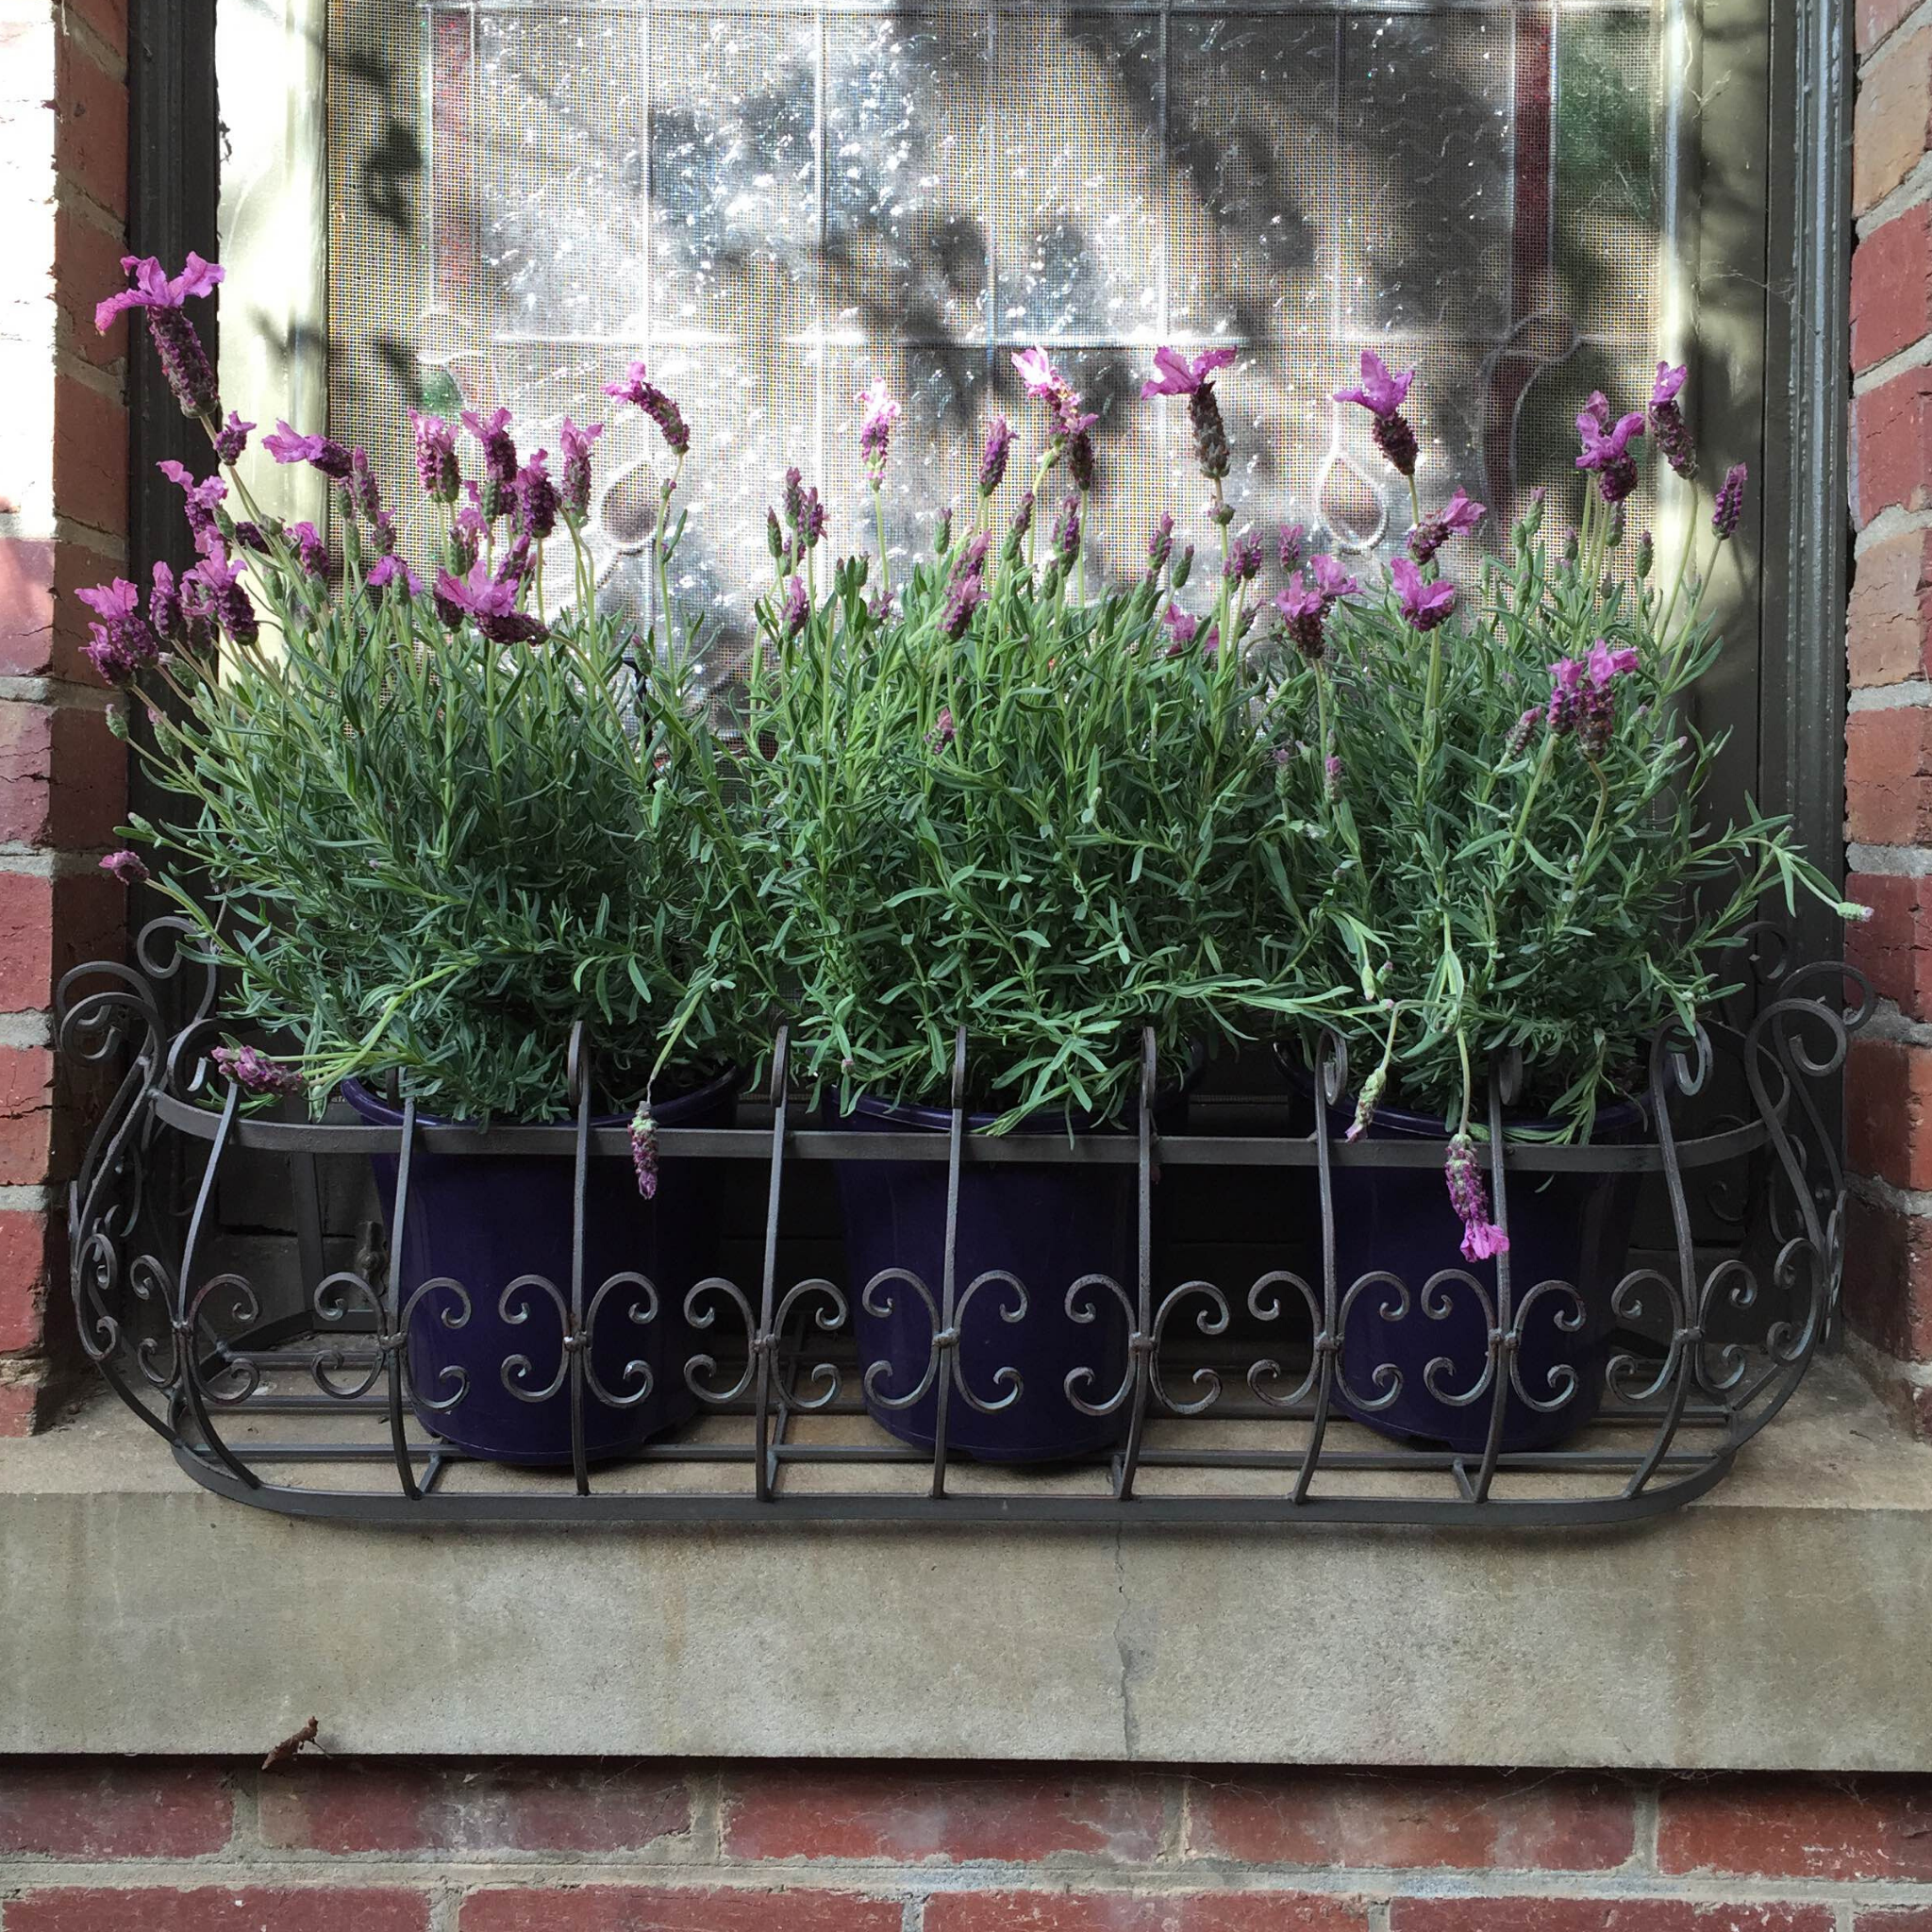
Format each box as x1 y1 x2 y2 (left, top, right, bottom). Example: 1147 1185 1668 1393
52 918 1867 1528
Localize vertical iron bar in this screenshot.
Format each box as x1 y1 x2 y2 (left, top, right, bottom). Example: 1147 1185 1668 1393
754 1025 791 1504
175 1082 258 1490
1291 1040 1341 1506
1469 1068 1513 1504
384 1098 424 1502
929 1025 969 1501
1112 1027 1159 1501
567 1028 592 1499
290 1148 326 1304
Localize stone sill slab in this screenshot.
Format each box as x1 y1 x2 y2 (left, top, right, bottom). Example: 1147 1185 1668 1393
0 1359 1927 1768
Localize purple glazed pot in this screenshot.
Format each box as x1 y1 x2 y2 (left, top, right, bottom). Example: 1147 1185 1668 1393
1319 1086 1647 1454
342 1068 742 1467
825 1078 1192 1465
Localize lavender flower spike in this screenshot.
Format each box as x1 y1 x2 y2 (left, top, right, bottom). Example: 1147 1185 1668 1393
1142 344 1236 485
95 254 225 419
629 1103 658 1201
432 560 547 645
1407 486 1486 565
603 364 691 458
1390 556 1456 632
1648 361 1697 479
978 416 1013 498
158 460 227 554
780 575 809 639
1444 1132 1509 1263
212 411 254 465
192 552 258 648
558 418 603 523
262 421 354 481
1273 574 1328 660
858 378 901 486
211 1043 305 1099
100 849 150 888
1712 462 1748 541
1574 404 1646 505
1334 349 1419 479
408 408 461 503
75 580 160 686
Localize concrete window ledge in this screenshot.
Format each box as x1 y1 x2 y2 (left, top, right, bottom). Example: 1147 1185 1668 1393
0 1359 1926 1768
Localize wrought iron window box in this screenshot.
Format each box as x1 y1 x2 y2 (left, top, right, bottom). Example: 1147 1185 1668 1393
60 924 1863 1530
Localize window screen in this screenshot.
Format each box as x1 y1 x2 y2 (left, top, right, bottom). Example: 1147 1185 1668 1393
326 1 1672 680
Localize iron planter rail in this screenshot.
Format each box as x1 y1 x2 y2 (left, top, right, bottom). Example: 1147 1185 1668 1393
58 920 1863 1528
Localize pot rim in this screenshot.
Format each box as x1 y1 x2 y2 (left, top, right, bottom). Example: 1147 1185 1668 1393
341 1062 746 1133
1274 1051 1651 1141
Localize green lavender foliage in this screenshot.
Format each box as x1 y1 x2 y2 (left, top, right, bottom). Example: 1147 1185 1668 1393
1275 488 1859 1139
736 510 1348 1127
125 533 761 1124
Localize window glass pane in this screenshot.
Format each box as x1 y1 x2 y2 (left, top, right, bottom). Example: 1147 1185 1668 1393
327 0 1681 680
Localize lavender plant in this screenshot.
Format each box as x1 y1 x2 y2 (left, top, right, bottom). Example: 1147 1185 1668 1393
1270 352 1864 1257
737 348 1346 1127
82 258 760 1123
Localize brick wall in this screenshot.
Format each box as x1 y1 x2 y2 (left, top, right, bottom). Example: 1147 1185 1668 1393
1846 0 1932 1436
0 0 128 1434
0 1762 1929 1930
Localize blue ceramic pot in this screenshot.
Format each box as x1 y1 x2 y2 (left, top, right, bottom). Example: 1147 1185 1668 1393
342 1068 742 1467
825 1082 1190 1464
1324 1088 1646 1454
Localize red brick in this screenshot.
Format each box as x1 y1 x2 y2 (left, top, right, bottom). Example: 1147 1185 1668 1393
721 1766 1166 1864
459 1890 901 1932
0 541 58 678
258 1761 691 1857
0 1209 58 1354
1847 707 1932 841
51 372 126 539
1857 1912 1932 1930
0 705 57 845
1846 874 1932 1016
1846 1192 1932 1358
0 1045 58 1188
1389 1906 1833 1932
1855 26 1932 215
0 1379 38 1435
0 870 123 1013
1184 1770 1634 1873
1856 367 1932 529
51 26 126 220
0 1761 231 1857
1849 526 1932 689
62 0 128 62
56 203 128 371
1862 0 1922 56
1849 1035 1932 1189
926 1898 1367 1932
1659 1774 1932 1881
1855 208 1932 374
0 705 118 850
9 1890 429 1932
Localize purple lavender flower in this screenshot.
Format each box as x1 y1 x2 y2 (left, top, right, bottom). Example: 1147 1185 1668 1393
408 408 461 503
1648 362 1696 479
448 503 489 576
369 509 398 557
979 416 1013 498
286 521 328 577
99 849 150 888
1335 350 1419 478
1224 528 1263 585
459 406 519 491
1009 490 1036 546
1010 347 1098 448
1574 404 1646 505
930 706 957 749
1445 1132 1509 1263
1141 344 1238 486
94 254 224 419
1504 706 1542 759
603 364 690 458
493 532 533 588
347 447 384 522
1344 1063 1388 1143
1390 556 1457 632
210 1043 305 1099
1309 554 1359 603
1588 639 1640 684
157 459 227 555
1324 755 1343 801
629 1103 658 1201
148 561 181 642
1145 513 1175 582
1278 523 1307 573
515 450 558 541
1051 491 1081 566
558 418 602 522
75 580 160 686
1163 604 1203 651
1273 573 1328 659
1712 462 1748 541
365 555 420 599
780 575 809 639
941 568 985 641
1066 429 1095 494
1407 487 1487 565
857 379 901 486
798 484 827 549
1545 656 1586 737
262 421 354 481
212 410 254 465
192 552 258 647
432 560 546 645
